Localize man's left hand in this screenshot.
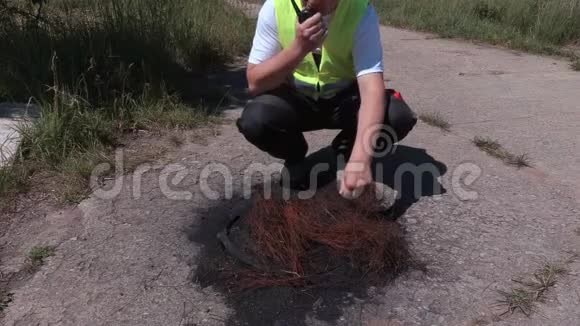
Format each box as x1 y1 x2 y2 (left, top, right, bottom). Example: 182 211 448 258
339 161 373 199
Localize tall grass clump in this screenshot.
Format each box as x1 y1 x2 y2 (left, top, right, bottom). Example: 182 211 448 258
374 0 580 56
0 0 254 102
0 0 254 207
1 78 221 205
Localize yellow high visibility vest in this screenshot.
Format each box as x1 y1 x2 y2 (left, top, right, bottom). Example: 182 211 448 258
274 0 369 99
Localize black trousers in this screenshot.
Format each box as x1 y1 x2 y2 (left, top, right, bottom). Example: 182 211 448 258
236 84 417 163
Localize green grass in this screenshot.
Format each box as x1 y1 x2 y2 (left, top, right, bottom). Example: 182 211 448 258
0 92 218 206
374 0 580 61
0 0 252 208
0 0 253 102
27 246 55 269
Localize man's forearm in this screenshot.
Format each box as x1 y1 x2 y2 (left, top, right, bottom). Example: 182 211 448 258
247 41 307 96
350 101 384 164
350 74 386 164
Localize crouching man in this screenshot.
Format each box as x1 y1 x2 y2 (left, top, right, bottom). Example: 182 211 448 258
236 0 417 197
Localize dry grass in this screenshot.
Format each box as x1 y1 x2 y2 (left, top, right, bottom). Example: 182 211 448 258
169 134 185 147
473 136 531 168
498 288 536 316
507 153 532 168
470 317 491 326
419 112 451 132
0 162 30 210
0 288 12 315
473 137 503 157
497 257 573 316
572 57 580 71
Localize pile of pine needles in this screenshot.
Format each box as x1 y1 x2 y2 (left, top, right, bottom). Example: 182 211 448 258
223 185 412 290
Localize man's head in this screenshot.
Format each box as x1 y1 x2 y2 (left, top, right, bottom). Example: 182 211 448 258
303 0 339 15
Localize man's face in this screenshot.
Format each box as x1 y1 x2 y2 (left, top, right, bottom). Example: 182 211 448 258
305 0 339 15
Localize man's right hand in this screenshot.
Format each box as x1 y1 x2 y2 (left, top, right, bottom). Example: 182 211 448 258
293 13 326 55
246 12 326 95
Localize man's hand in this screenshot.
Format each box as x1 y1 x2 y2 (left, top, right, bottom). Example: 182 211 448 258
246 13 326 95
292 13 326 55
339 161 373 199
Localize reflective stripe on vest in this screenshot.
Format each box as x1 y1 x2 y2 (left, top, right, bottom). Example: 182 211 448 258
274 0 369 99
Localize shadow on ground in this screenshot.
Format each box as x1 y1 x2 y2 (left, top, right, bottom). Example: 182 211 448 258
374 145 448 218
301 144 447 217
188 144 445 325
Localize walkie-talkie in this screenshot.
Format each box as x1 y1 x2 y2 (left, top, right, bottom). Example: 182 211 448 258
291 0 315 23
290 0 322 68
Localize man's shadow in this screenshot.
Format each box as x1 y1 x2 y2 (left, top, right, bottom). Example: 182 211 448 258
301 144 447 218
373 145 447 218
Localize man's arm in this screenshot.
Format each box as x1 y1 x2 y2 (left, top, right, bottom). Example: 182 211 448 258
338 5 385 198
349 5 385 166
247 13 326 96
350 73 386 164
339 73 385 197
246 45 305 96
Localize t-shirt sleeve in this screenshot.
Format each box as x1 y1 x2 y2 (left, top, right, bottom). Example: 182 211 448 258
248 0 282 65
353 5 384 78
